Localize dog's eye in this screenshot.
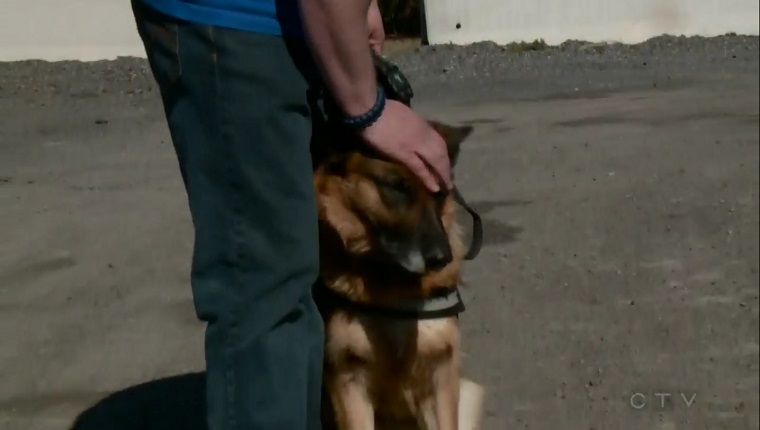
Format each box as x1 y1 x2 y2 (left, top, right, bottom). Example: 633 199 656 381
377 177 413 207
381 178 411 194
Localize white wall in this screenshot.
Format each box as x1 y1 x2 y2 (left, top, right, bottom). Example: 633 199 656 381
1 0 758 62
0 0 145 61
424 0 760 46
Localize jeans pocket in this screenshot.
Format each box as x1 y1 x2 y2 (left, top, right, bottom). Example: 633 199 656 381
133 1 182 89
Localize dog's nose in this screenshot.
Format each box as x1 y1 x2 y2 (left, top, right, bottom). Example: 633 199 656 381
423 245 453 271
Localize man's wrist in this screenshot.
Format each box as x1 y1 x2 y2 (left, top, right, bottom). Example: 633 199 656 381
341 86 386 131
337 80 380 118
298 0 379 122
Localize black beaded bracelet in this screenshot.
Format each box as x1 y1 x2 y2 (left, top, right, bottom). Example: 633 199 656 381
341 86 386 130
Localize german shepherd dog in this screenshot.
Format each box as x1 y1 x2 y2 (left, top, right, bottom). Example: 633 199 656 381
312 95 480 429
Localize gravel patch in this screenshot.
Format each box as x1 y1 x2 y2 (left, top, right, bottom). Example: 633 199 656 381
0 33 757 104
392 33 759 103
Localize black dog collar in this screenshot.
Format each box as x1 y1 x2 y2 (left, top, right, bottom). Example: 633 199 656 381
314 280 466 320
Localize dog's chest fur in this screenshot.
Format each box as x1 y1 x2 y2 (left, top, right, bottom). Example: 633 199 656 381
323 309 459 418
325 312 456 362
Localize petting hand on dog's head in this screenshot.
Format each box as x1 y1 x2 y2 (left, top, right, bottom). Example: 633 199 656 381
359 99 454 193
299 0 448 193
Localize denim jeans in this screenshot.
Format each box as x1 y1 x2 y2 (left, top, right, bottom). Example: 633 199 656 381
131 2 324 429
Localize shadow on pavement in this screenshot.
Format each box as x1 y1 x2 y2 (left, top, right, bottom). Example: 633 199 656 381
470 199 530 246
70 372 206 430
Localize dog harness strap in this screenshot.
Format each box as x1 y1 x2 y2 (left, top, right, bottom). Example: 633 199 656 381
451 186 484 260
315 281 465 320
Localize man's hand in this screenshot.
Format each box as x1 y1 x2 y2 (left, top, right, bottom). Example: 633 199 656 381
367 0 385 55
360 100 452 192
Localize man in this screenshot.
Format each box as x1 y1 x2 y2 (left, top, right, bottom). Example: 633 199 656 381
130 0 453 429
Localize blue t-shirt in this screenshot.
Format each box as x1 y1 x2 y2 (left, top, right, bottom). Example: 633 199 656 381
141 0 303 36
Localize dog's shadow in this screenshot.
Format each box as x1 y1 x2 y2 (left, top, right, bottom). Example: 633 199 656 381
461 199 531 247
69 372 207 430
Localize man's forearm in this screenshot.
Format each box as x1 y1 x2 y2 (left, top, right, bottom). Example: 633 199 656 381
298 0 378 117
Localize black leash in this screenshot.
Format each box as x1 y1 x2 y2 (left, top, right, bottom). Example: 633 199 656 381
452 186 483 261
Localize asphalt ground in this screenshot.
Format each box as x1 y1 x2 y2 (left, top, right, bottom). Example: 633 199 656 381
0 34 758 430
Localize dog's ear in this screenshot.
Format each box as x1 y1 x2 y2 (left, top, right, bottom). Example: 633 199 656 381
429 121 474 167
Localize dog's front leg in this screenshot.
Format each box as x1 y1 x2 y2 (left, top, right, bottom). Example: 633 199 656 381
435 360 460 430
327 370 375 430
418 357 460 430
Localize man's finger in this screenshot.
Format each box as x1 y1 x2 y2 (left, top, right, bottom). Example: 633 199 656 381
416 145 453 190
405 153 440 192
366 0 384 54
370 39 383 55
434 156 454 190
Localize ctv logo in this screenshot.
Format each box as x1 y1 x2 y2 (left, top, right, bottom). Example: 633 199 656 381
629 391 698 410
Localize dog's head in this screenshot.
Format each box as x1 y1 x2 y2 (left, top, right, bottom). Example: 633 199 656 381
315 121 474 275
